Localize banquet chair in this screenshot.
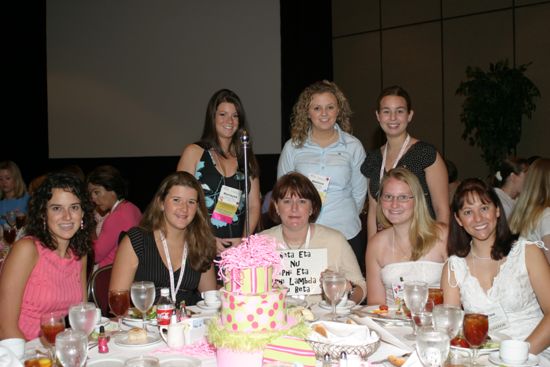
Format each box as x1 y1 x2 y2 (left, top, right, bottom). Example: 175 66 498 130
87 264 113 317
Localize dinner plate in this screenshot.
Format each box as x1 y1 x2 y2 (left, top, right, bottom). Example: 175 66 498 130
114 332 162 347
450 341 500 356
160 356 202 366
87 358 125 366
362 305 410 322
196 300 221 310
488 352 539 367
318 300 356 314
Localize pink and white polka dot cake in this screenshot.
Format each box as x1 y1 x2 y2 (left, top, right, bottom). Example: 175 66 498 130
208 235 309 367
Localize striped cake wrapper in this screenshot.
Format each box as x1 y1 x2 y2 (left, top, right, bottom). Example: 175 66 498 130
225 266 273 294
262 336 316 367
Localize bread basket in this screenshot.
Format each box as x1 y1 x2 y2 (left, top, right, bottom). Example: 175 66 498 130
306 330 381 360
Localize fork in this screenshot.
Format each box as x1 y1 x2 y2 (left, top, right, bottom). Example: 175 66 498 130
370 352 412 365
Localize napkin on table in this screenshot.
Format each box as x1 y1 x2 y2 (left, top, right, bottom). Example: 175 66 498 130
0 346 23 367
349 315 413 352
308 321 379 345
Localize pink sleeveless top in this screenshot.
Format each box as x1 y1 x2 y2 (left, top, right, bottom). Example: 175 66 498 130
18 237 83 340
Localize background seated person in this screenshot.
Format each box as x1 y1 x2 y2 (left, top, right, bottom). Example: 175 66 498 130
87 165 142 268
442 178 550 359
366 167 447 306
109 172 217 306
260 172 366 305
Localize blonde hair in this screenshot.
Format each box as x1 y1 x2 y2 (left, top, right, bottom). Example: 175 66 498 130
0 160 27 199
509 158 550 236
377 167 441 260
290 80 352 147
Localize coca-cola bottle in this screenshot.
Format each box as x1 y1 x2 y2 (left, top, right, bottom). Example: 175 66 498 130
156 288 174 326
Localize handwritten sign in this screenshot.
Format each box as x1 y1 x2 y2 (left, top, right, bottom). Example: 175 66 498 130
275 248 327 296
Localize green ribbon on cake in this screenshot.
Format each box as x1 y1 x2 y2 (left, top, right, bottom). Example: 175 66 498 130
208 320 310 352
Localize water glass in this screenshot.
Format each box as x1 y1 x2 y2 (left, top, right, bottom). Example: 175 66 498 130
130 281 155 329
321 272 347 321
68 302 99 336
55 329 88 367
432 304 464 339
416 326 450 367
403 281 428 339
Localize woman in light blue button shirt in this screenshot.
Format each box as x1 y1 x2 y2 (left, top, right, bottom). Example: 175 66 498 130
277 80 367 274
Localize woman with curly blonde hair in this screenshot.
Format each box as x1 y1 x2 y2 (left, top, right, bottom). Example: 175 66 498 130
366 167 447 305
509 158 550 263
277 80 367 273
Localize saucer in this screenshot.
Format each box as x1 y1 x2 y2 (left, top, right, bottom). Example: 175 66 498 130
488 352 539 367
196 300 221 310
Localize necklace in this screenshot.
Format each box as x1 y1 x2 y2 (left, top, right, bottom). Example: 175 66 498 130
470 246 492 260
281 225 311 250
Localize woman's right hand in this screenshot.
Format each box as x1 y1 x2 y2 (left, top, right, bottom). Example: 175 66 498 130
215 237 241 254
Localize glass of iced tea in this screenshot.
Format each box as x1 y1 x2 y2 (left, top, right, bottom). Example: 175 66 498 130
463 313 488 365
40 312 65 360
428 288 444 307
109 289 130 332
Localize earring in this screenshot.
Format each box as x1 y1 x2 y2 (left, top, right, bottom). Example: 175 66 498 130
43 220 46 230
80 220 84 230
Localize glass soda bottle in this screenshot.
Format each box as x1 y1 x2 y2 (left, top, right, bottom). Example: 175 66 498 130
156 288 174 326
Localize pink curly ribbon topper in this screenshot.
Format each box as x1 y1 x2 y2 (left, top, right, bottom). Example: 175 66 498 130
215 234 282 285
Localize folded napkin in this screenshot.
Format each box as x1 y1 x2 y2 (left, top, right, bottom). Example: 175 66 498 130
0 346 23 367
349 315 413 352
402 351 422 367
308 321 379 346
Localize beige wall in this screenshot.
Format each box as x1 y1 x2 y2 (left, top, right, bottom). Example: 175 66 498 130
332 0 550 180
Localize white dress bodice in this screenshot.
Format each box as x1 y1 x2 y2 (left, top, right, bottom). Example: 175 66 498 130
381 261 444 306
447 239 549 361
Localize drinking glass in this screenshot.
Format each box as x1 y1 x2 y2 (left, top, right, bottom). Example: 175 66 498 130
428 288 444 306
321 272 347 321
2 224 16 246
55 329 88 367
403 281 428 339
463 313 488 365
15 212 27 230
68 302 99 336
40 312 65 360
432 304 464 339
108 289 130 332
413 299 434 329
130 281 155 329
416 326 450 367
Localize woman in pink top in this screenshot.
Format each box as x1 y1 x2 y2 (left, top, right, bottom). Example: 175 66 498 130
87 165 142 268
0 172 94 340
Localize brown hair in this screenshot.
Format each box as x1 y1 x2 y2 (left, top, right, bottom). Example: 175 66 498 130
376 85 412 112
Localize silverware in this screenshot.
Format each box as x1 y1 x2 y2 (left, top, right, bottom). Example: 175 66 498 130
370 352 412 365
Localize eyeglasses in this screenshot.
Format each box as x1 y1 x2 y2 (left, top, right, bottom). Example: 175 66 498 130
380 193 414 202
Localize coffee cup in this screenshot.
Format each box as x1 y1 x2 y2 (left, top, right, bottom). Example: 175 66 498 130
201 290 220 306
0 337 26 359
499 339 529 364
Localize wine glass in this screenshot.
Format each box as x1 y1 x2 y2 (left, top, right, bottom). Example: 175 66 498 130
321 272 347 321
428 288 444 306
2 224 16 246
108 289 130 332
15 212 27 230
130 281 155 329
403 281 428 339
40 312 66 360
413 299 435 329
55 329 88 367
463 313 488 365
432 304 465 339
416 326 450 367
68 302 99 336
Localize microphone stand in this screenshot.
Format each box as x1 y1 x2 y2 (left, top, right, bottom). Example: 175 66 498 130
240 130 250 237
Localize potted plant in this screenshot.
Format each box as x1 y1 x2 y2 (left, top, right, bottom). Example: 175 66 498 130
456 60 540 172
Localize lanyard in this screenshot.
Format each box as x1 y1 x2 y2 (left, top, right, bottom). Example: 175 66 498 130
379 134 410 184
281 225 311 250
159 230 188 303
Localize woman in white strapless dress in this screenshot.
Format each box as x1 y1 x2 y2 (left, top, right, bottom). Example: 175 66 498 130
442 178 550 361
365 167 448 306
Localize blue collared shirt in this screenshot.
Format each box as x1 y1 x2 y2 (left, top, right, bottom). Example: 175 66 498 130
277 125 367 239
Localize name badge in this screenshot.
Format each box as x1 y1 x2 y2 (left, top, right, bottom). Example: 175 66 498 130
308 173 330 203
212 185 242 224
485 302 509 333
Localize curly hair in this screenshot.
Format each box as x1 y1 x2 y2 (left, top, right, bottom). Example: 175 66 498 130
290 80 353 147
377 167 441 260
197 88 259 178
86 165 129 199
25 172 95 258
0 160 28 200
448 178 515 260
140 171 216 272
509 158 550 236
268 172 322 224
